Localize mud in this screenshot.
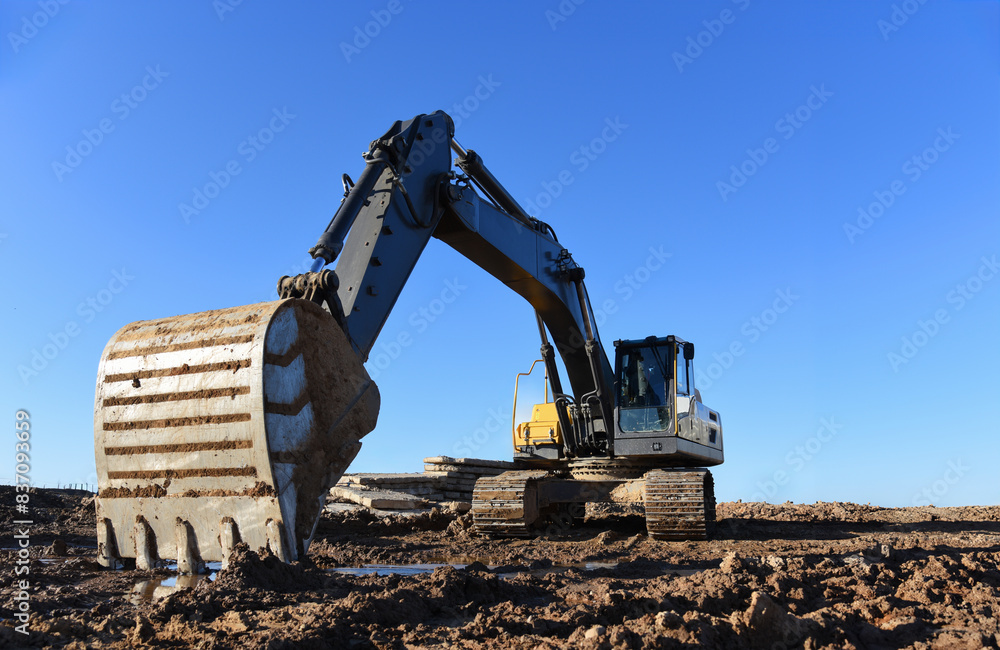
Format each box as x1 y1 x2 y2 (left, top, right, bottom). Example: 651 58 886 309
102 440 255 455
102 359 254 384
101 412 253 432
98 481 276 500
2 487 1000 649
102 386 251 407
275 299 380 550
115 312 263 342
105 465 257 480
97 485 167 499
104 334 256 360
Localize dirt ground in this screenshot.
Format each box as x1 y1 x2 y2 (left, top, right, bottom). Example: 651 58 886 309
2 486 1000 649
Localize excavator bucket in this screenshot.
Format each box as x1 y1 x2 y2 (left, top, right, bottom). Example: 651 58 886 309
93 298 378 571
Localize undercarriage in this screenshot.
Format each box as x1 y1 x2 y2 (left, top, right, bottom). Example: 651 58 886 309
471 459 716 541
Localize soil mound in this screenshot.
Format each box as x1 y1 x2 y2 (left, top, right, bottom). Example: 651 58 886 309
211 543 323 592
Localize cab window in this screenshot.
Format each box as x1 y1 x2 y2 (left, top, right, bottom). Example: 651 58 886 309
618 344 672 432
675 351 690 396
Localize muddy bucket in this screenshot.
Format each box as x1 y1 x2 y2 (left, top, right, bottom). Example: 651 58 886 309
93 298 378 571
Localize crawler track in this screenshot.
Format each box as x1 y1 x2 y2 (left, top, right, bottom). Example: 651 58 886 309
473 466 716 541
644 468 715 540
470 470 549 537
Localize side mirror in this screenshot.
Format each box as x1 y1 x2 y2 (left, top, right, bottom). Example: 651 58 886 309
683 342 695 360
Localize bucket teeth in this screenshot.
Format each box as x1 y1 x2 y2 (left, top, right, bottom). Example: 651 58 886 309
97 517 122 570
94 298 379 568
134 516 156 570
220 518 239 570
175 518 203 575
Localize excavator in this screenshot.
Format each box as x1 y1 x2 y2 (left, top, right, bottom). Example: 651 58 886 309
92 111 723 572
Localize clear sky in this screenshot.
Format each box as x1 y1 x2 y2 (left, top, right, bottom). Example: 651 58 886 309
1 1 997 507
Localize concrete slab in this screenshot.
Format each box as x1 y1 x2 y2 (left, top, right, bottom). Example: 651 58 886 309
330 486 428 510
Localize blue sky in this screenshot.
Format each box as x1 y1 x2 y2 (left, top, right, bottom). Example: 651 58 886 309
1 1 997 507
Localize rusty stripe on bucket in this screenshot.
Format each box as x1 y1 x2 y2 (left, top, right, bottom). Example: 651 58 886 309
105 335 255 360
106 467 258 479
115 314 263 341
102 413 252 431
103 440 254 455
103 359 252 383
99 482 274 498
102 386 251 407
118 304 270 331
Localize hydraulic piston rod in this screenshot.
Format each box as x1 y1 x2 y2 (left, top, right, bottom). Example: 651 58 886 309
452 139 536 229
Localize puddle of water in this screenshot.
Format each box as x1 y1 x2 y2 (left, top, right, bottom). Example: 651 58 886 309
426 556 618 570
330 563 462 576
495 561 618 579
424 555 501 566
582 561 618 570
130 562 222 603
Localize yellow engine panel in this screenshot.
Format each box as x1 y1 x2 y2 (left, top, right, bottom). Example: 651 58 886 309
514 402 563 449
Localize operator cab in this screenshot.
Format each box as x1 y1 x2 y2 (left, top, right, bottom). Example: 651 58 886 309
612 336 723 466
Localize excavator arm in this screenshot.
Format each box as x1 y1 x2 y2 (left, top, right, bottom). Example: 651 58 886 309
282 111 615 458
